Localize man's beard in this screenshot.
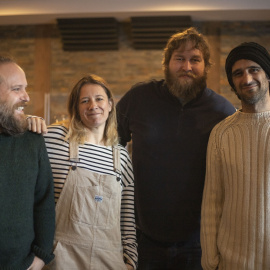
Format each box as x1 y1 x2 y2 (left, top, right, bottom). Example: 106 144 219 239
236 79 269 105
165 69 207 102
0 102 28 136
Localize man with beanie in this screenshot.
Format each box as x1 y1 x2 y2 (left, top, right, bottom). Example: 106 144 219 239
201 42 270 270
0 56 55 269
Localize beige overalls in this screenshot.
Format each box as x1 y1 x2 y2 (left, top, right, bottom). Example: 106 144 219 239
48 142 127 270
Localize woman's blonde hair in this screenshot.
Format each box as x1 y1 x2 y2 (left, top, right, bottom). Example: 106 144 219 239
65 74 118 146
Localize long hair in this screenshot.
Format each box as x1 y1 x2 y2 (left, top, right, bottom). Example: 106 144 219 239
65 74 118 146
162 27 212 74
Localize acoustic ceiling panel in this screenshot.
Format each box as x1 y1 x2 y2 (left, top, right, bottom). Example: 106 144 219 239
131 16 192 49
57 17 119 51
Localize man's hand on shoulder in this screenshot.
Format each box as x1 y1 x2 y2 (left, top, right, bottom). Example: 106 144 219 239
27 116 48 134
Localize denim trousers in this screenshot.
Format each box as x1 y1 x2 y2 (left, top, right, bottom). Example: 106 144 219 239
137 230 203 270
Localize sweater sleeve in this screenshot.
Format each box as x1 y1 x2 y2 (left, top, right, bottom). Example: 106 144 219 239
32 136 55 264
120 147 138 269
201 127 224 270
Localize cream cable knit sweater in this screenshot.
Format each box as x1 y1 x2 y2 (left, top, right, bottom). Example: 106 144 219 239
201 110 270 270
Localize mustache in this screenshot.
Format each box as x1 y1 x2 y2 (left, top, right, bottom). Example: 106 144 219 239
177 72 197 79
240 82 258 89
12 102 27 110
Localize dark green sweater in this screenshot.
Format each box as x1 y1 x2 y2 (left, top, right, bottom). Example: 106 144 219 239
0 131 55 270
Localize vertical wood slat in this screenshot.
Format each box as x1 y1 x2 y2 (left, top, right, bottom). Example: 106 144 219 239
33 24 52 119
202 22 221 94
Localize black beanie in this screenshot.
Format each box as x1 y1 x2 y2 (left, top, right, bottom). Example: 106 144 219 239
225 42 270 89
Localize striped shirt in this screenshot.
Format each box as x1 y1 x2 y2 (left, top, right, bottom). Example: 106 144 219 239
44 124 137 268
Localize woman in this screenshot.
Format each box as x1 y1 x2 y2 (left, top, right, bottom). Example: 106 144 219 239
44 74 137 269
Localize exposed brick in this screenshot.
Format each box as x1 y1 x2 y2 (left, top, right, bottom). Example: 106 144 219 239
0 21 270 121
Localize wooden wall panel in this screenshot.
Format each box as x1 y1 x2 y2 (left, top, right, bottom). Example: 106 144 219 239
202 22 221 93
33 25 52 120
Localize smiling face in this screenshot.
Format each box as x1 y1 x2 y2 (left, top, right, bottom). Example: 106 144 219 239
0 62 29 134
232 59 270 111
165 41 207 102
79 83 112 131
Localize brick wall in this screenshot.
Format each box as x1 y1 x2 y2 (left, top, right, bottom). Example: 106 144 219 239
0 21 269 122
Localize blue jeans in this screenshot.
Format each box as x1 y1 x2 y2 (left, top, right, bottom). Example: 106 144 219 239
137 231 202 270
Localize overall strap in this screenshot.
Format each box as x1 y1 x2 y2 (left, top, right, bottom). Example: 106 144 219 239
113 145 121 182
69 141 80 170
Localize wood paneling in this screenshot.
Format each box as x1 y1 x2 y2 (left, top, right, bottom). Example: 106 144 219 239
203 22 221 93
33 24 52 119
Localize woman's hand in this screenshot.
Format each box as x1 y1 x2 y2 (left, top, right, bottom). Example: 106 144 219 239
27 256 45 270
27 116 48 134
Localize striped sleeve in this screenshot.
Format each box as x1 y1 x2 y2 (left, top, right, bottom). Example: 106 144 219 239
44 125 70 202
119 146 138 269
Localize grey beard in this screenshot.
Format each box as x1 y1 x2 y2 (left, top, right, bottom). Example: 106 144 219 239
165 69 207 102
0 103 28 136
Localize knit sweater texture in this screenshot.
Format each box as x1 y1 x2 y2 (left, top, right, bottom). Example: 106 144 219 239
117 79 236 242
201 110 270 270
0 131 55 270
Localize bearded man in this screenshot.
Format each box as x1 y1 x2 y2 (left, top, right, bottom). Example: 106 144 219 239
116 27 236 270
0 56 55 270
